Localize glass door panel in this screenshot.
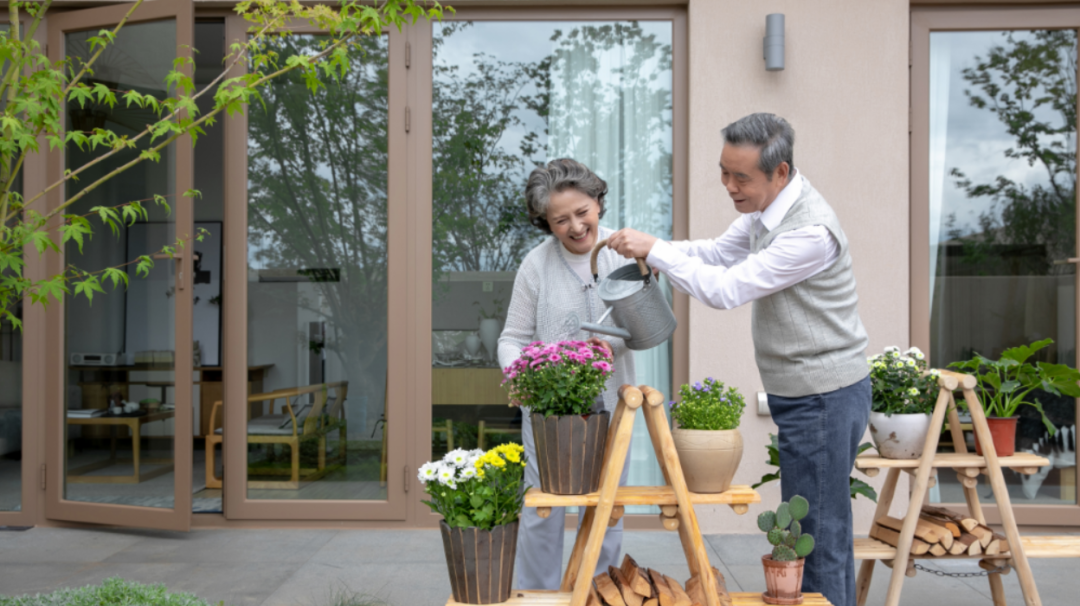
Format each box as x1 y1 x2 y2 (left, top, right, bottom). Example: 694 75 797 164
430 20 673 513
927 29 1078 506
245 33 390 501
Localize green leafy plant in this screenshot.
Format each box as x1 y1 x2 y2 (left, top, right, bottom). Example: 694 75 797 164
473 298 505 320
752 434 878 502
0 0 448 328
668 377 745 431
948 338 1080 433
419 443 528 530
501 340 613 417
757 495 815 561
869 346 939 416
0 577 220 606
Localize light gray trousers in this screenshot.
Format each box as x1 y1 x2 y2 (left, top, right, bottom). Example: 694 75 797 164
516 411 630 590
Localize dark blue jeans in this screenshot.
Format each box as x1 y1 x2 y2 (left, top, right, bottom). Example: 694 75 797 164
767 376 871 606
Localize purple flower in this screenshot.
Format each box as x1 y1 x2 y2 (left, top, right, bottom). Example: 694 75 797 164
693 382 703 391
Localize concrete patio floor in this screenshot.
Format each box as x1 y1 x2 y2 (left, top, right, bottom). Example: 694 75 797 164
1 527 1078 606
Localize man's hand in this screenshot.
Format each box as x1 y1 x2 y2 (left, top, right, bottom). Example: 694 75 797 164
607 228 659 260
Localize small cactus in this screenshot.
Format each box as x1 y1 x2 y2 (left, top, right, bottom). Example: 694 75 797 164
759 495 814 561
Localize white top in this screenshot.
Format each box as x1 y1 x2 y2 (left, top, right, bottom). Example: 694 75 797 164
646 170 839 310
559 243 594 283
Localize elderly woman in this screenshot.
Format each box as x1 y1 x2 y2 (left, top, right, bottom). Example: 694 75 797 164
498 158 636 590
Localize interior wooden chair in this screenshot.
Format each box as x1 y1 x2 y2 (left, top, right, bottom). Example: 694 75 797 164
205 381 348 490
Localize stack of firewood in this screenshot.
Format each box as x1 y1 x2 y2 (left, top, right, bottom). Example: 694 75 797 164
588 555 733 606
870 505 1010 557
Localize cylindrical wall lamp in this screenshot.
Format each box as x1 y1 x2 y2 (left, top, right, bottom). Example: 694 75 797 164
764 13 785 71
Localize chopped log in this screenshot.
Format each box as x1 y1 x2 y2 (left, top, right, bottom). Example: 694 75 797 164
685 568 732 606
985 539 1001 556
663 574 692 606
588 582 603 606
929 543 947 557
919 505 964 538
594 572 626 606
620 555 653 597
684 575 707 606
610 566 645 606
948 540 968 555
911 517 954 549
956 533 982 556
870 523 931 555
994 534 1010 553
922 505 965 522
644 599 658 606
960 518 980 533
648 569 675 606
969 524 993 548
875 515 948 546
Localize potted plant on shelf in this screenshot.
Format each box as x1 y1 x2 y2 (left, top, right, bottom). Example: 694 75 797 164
758 495 814 605
502 340 614 495
669 377 746 493
867 346 940 459
474 298 505 362
949 338 1080 457
420 444 528 604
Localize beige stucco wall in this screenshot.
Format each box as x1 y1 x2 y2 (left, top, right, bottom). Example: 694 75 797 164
685 0 912 534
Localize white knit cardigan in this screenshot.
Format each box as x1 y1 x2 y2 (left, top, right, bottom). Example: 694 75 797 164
497 226 637 414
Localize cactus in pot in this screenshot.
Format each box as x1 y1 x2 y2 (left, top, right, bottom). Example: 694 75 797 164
758 495 814 605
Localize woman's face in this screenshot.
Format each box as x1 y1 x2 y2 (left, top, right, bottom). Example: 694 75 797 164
546 188 601 255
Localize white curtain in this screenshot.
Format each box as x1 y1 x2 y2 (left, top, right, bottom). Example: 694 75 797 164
928 34 952 327
547 22 672 512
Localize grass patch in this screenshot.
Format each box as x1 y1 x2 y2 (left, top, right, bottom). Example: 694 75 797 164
0 578 220 606
302 585 391 606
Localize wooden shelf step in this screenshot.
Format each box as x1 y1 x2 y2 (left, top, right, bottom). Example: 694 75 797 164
446 590 832 606
854 536 1080 560
524 485 761 508
856 452 1049 473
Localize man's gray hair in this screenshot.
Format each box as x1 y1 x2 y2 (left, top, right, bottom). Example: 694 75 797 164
721 113 794 179
525 158 607 234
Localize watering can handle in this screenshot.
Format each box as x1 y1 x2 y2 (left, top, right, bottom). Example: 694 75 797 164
591 238 651 284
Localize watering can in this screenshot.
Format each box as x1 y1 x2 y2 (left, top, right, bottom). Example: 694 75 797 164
562 238 677 351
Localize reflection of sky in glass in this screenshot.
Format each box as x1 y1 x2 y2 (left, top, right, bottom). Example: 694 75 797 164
932 30 1076 242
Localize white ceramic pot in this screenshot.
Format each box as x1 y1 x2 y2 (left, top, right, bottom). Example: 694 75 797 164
672 426 743 493
464 334 482 357
869 411 932 459
479 318 502 362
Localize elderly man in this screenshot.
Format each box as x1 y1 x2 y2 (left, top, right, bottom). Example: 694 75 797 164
607 112 870 606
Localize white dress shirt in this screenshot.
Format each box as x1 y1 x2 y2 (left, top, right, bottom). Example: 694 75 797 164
646 171 839 310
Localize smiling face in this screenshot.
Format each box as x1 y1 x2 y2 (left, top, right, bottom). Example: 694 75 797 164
719 143 790 214
546 188 602 255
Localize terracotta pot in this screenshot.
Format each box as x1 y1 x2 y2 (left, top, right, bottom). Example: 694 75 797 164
869 412 932 459
531 411 609 495
761 555 805 605
672 426 743 493
974 416 1018 457
439 520 519 604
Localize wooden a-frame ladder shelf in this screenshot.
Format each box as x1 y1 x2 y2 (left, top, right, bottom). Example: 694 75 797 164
446 384 830 606
852 369 1049 606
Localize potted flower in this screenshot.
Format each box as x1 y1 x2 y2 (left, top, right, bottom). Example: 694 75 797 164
949 338 1080 457
502 340 614 495
420 444 528 604
867 346 940 459
758 495 814 605
474 298 505 362
669 377 746 493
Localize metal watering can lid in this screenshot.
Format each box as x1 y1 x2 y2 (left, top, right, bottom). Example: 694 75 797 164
590 238 653 302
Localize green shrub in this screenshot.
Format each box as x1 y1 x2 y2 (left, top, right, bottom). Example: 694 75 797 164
0 578 220 606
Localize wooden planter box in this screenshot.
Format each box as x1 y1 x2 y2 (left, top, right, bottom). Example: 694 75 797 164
531 411 609 495
440 520 519 605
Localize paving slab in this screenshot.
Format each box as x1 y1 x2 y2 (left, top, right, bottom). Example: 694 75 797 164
103 528 337 564
0 528 146 564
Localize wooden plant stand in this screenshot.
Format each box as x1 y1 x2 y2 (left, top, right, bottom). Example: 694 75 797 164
853 370 1048 606
448 384 804 606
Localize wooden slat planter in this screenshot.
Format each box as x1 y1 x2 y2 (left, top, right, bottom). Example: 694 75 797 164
440 520 519 605
532 411 609 495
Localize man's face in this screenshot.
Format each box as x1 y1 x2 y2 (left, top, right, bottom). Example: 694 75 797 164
719 143 790 214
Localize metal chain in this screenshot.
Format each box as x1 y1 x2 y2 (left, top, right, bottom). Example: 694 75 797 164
913 562 1008 578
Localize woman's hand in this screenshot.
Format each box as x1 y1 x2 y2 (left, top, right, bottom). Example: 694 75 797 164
607 228 659 260
587 337 614 358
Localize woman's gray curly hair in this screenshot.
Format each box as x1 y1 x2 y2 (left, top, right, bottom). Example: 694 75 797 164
525 158 608 234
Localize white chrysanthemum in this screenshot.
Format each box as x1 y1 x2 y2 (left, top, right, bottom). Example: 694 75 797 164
906 359 917 367
894 361 905 369
904 346 924 356
418 462 439 483
884 346 901 354
436 464 457 486
907 388 920 397
444 448 470 467
459 466 478 481
868 354 882 363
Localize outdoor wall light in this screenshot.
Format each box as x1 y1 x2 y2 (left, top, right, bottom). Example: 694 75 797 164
764 13 785 71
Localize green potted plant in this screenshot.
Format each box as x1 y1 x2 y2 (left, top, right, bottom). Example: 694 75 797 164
474 298 505 362
758 495 815 605
752 434 878 502
868 346 940 459
949 338 1080 457
420 444 528 604
502 340 614 494
669 377 746 493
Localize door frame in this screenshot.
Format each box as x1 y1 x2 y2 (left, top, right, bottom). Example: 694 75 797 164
407 6 689 528
910 5 1080 526
43 0 195 531
220 14 411 521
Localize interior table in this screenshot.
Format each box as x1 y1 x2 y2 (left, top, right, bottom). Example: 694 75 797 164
66 410 176 484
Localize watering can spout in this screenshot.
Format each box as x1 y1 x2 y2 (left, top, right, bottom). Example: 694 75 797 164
563 311 632 342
